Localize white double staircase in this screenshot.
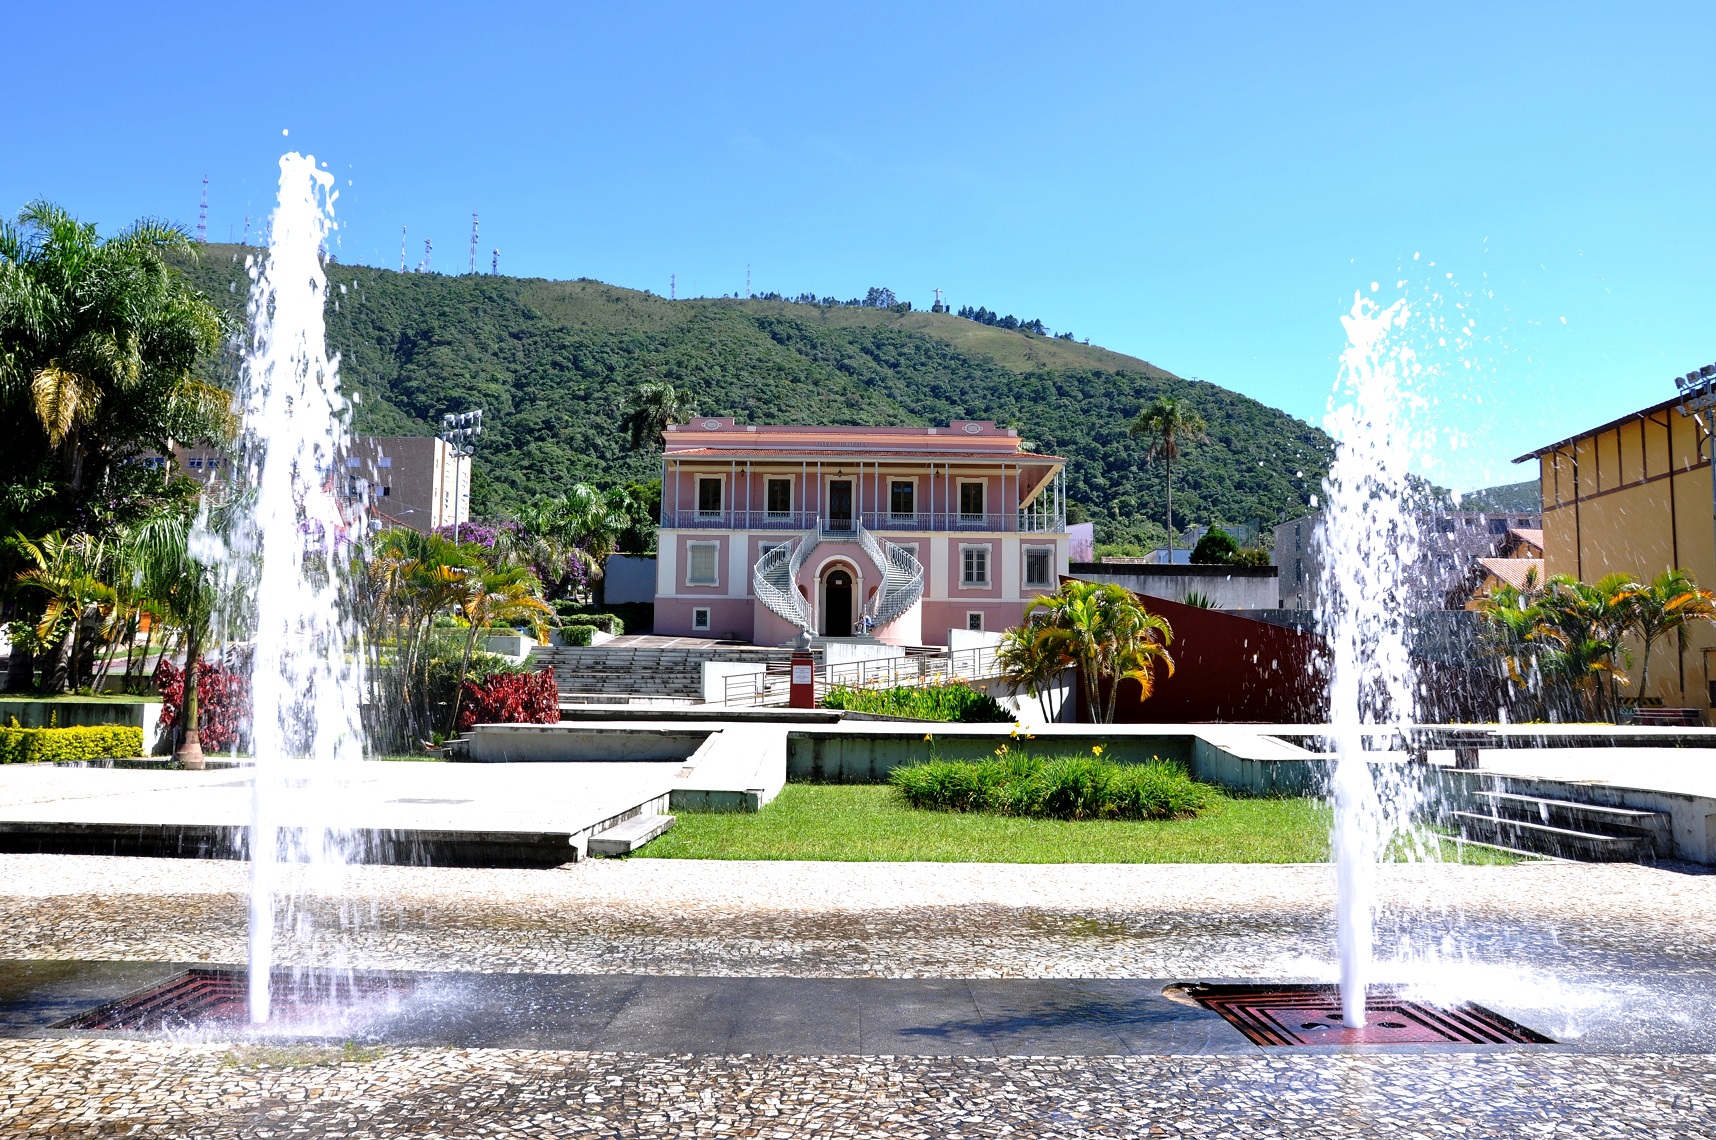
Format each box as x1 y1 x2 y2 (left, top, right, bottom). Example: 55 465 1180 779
751 520 924 637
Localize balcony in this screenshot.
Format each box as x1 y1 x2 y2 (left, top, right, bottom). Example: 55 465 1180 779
661 508 1065 533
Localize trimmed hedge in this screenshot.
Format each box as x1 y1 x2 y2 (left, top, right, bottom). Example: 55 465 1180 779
822 681 1013 723
559 624 599 647
890 750 1214 820
0 724 145 765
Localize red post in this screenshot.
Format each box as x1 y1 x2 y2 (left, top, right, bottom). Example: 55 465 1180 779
789 650 816 709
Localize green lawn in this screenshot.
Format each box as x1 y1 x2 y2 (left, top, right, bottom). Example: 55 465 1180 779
639 784 1520 865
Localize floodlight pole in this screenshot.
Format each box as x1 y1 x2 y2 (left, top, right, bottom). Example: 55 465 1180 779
439 408 484 543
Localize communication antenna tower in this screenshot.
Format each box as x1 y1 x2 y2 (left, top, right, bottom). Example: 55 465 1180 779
242 214 250 245
491 248 498 274
745 264 751 298
423 238 432 273
469 213 479 274
196 176 208 243
400 225 407 272
670 274 676 300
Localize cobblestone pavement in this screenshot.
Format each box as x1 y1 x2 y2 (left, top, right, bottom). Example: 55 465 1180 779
2 855 1711 982
1 1040 1713 1138
2 855 1713 1135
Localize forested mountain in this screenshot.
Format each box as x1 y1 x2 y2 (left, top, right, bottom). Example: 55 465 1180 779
173 245 1334 540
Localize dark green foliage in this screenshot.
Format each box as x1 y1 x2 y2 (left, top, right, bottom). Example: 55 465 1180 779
168 247 1333 528
1461 479 1541 513
1190 527 1240 564
821 681 1013 722
558 624 598 647
889 750 1214 820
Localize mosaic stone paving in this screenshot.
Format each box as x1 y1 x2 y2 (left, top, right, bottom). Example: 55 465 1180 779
1 854 1713 1135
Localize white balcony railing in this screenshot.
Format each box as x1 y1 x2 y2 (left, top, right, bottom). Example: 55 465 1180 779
663 508 1064 533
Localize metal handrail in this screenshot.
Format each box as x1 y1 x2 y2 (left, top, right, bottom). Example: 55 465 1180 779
751 528 819 634
717 644 1004 706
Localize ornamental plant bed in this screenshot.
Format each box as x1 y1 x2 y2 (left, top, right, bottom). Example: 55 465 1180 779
154 659 251 751
889 745 1214 821
821 680 1012 723
457 667 560 731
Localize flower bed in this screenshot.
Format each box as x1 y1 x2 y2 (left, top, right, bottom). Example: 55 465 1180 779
457 667 560 731
889 747 1213 820
821 680 1012 723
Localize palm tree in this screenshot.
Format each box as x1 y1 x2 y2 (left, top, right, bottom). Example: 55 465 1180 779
444 566 553 735
997 620 1067 722
621 381 696 450
1023 580 1175 723
128 509 219 768
1536 573 1641 721
1128 397 1207 561
0 202 227 500
8 531 115 693
1628 569 1716 703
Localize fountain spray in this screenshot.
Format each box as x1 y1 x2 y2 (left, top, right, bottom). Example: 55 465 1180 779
1318 292 1424 1026
229 153 366 1023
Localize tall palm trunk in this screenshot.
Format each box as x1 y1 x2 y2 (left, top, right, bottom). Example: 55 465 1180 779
1164 452 1174 560
43 623 74 693
175 627 205 770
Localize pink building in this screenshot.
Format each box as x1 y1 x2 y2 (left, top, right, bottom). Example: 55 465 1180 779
655 418 1070 646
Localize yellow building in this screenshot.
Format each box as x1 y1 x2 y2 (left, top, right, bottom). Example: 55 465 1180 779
1517 393 1716 712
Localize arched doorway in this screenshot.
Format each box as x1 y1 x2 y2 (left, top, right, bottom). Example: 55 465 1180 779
822 567 853 637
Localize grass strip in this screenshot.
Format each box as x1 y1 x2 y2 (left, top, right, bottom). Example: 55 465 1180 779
639 784 1520 865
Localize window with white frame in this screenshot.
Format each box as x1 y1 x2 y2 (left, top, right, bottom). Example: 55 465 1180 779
966 611 984 632
889 479 915 517
686 542 719 586
961 544 990 587
765 478 792 515
697 477 724 516
959 480 985 519
1024 546 1053 588
692 607 711 631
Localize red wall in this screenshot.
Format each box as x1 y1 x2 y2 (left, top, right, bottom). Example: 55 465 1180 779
1081 594 1328 723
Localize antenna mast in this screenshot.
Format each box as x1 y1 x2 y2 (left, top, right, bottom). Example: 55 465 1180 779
243 214 250 245
491 248 498 274
196 176 208 243
423 239 432 273
671 273 676 300
469 213 479 274
400 225 407 272
745 263 751 298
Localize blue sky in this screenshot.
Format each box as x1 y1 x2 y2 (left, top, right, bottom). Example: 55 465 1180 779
8 2 1712 492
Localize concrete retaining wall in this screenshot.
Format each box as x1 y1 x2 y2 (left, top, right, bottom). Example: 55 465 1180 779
464 724 716 763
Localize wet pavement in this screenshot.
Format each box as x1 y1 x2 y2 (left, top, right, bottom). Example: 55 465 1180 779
0 853 1712 1135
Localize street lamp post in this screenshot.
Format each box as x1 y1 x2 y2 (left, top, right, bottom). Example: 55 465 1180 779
440 408 483 543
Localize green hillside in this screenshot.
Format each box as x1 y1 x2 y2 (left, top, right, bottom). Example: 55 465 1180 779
173 245 1333 538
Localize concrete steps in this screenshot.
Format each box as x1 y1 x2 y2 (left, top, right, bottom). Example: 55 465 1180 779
1453 790 1669 861
532 646 798 702
588 813 675 856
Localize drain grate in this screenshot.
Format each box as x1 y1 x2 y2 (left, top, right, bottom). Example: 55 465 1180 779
59 968 415 1032
1180 983 1554 1046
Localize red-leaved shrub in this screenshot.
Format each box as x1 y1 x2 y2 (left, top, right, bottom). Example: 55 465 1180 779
457 667 559 731
154 658 253 752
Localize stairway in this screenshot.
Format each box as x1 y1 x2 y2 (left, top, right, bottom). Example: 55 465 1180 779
753 529 819 636
1452 790 1670 862
854 522 924 630
530 645 797 704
